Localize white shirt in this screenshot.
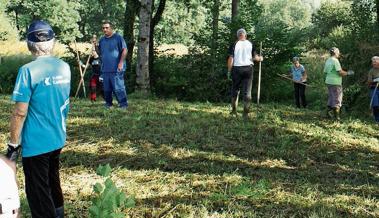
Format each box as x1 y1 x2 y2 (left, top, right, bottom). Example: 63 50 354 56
0 158 20 216
233 40 254 66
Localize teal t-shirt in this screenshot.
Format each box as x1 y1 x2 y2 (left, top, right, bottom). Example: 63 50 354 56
324 57 342 85
12 56 71 157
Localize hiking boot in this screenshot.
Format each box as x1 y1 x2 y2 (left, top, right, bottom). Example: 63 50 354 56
326 107 334 119
242 100 251 120
231 97 238 116
334 107 341 121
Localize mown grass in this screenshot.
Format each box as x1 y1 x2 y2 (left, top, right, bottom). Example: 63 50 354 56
0 94 378 217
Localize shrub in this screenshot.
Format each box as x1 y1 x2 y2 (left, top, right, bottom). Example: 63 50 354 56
89 164 135 218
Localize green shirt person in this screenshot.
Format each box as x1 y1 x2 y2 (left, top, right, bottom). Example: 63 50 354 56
323 47 347 120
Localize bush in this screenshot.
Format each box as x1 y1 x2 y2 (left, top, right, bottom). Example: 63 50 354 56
0 55 33 94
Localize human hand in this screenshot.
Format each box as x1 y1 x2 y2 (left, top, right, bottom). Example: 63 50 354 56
5 143 21 162
117 63 123 72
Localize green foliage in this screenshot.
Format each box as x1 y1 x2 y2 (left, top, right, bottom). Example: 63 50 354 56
6 0 81 43
0 55 33 94
73 0 126 41
309 0 379 110
89 164 135 218
0 0 18 41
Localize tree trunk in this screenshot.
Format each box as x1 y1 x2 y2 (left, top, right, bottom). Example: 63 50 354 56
231 0 239 23
376 0 379 25
211 0 220 74
136 0 153 92
149 0 167 88
231 0 239 41
124 0 140 72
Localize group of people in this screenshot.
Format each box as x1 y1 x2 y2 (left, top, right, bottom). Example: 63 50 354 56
1 20 378 218
87 21 128 109
227 28 379 123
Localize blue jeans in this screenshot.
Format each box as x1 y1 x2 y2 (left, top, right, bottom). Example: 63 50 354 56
101 71 128 107
370 88 379 122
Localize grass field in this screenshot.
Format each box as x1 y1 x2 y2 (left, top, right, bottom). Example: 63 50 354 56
0 94 378 217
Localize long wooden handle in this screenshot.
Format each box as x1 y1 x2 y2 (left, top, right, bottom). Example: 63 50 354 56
257 42 262 106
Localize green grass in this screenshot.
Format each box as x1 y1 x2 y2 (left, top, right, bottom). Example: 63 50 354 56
0 94 378 217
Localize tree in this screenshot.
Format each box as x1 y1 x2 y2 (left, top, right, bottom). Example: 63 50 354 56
211 0 220 74
124 0 140 72
6 0 81 43
136 0 153 92
149 0 167 87
232 0 239 23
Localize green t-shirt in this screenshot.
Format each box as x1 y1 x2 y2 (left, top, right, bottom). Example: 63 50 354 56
324 57 342 85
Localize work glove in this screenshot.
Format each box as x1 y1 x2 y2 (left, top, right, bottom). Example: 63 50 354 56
5 143 21 162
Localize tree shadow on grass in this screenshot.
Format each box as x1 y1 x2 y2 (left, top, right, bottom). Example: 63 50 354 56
66 100 378 181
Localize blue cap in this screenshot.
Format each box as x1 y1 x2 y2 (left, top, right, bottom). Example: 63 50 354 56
27 20 55 42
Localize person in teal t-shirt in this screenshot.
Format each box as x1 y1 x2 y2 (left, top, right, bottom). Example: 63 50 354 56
323 47 347 120
6 20 70 218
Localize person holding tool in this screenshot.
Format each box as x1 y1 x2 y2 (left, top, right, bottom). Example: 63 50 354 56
89 34 102 102
227 28 263 119
289 56 307 108
5 20 70 218
368 56 379 123
324 47 347 121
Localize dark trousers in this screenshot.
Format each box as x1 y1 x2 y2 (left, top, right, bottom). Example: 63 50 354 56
231 66 253 101
294 82 307 108
22 149 63 218
102 72 128 108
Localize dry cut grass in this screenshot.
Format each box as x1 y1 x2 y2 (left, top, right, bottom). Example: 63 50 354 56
0 95 378 218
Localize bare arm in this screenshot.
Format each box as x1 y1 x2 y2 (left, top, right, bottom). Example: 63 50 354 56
302 69 308 81
118 48 128 65
9 102 28 144
227 56 233 72
339 69 347 76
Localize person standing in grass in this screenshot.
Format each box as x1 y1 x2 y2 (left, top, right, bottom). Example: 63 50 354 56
324 47 347 121
5 20 70 218
227 28 263 119
367 56 379 123
89 34 102 102
289 57 307 108
99 20 128 109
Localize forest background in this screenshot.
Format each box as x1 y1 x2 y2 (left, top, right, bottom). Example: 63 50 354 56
0 0 378 111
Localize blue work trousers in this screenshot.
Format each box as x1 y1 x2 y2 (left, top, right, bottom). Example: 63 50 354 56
102 71 128 108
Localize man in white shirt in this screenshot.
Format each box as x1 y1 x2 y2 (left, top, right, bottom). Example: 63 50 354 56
227 28 263 119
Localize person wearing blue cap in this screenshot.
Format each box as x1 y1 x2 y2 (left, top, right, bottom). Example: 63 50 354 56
5 20 70 218
99 20 128 109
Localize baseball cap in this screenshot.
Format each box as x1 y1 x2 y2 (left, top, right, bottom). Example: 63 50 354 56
27 20 55 42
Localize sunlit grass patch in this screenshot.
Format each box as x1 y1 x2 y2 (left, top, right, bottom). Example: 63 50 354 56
0 94 378 217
